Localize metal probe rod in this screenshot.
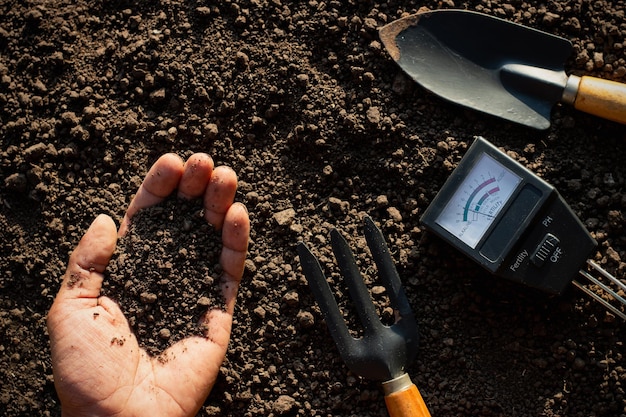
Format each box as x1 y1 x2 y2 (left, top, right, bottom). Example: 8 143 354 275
573 260 626 321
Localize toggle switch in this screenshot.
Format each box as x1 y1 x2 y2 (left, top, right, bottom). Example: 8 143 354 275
531 233 560 267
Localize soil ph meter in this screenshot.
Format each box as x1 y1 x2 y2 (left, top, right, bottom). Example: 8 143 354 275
421 137 626 319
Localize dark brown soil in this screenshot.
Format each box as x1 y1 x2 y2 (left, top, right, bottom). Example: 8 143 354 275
2 1 626 416
103 196 225 356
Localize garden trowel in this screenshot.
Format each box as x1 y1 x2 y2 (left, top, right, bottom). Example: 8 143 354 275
379 9 626 129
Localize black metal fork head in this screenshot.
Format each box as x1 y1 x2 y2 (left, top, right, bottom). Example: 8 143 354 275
297 216 419 382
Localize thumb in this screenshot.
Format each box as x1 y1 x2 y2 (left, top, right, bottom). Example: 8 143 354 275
56 214 118 301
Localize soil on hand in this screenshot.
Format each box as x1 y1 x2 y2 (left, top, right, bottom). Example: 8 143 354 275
103 196 224 356
2 1 626 416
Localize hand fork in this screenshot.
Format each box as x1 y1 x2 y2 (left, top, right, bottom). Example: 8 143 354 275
297 216 432 417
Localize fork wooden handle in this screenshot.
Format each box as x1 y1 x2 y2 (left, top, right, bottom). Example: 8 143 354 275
383 374 432 417
385 384 432 417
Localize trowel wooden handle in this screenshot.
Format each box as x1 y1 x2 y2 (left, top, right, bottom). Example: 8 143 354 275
383 375 432 417
573 76 626 125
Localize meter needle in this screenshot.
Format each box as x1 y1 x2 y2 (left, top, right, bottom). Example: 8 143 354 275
467 209 495 219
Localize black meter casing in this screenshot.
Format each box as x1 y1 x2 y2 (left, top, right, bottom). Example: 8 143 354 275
421 137 597 294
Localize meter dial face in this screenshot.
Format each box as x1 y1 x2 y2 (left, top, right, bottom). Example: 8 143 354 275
436 153 522 248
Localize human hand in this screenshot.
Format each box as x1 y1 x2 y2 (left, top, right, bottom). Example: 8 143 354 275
47 153 250 417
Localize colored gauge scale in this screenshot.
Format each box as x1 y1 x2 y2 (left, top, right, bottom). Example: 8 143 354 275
436 153 521 249
421 137 626 319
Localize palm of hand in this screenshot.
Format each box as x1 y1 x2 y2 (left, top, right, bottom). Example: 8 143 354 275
48 289 227 416
47 154 250 417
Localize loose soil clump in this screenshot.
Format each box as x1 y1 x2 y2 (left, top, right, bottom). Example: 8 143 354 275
103 196 225 356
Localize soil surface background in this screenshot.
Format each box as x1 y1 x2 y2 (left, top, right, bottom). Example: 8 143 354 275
2 1 626 416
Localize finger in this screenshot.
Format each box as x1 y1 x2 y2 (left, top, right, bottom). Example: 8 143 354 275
119 153 185 235
203 166 238 230
55 214 118 302
177 153 214 199
219 202 250 312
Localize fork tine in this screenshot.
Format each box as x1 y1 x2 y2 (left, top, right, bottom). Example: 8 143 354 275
364 216 413 318
331 228 383 335
296 242 356 353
